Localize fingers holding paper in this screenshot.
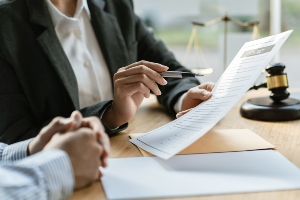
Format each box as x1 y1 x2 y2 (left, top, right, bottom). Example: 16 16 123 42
180 82 215 114
176 108 192 118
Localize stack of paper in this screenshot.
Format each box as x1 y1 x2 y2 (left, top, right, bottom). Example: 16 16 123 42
130 129 274 156
101 150 300 200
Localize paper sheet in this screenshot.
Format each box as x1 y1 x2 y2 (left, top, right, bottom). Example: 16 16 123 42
130 30 293 159
129 129 275 156
101 150 300 200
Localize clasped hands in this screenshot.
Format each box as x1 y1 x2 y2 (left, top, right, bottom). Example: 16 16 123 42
28 111 110 190
102 60 215 128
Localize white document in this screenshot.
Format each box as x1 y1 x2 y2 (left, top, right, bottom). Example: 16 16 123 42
130 30 293 159
101 150 300 200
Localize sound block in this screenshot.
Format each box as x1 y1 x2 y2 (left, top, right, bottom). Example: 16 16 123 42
240 97 300 121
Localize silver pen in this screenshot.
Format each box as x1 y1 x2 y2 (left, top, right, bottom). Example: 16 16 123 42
160 71 204 78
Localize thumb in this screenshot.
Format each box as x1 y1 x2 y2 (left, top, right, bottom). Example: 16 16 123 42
67 110 83 131
29 117 75 155
40 117 74 142
176 108 193 118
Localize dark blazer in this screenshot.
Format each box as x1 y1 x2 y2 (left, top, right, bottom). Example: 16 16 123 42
0 0 200 144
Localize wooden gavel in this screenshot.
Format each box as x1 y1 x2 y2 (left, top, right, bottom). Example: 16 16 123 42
266 63 289 102
241 63 300 121
249 63 290 102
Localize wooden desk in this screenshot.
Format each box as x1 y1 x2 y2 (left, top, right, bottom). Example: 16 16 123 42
70 89 300 200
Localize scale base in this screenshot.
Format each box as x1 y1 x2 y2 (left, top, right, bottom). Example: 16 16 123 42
240 97 300 121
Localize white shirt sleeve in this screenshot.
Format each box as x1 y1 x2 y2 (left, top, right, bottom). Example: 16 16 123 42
173 92 187 113
0 149 74 200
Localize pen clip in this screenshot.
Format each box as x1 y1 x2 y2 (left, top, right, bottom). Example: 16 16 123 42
160 71 183 78
160 71 204 78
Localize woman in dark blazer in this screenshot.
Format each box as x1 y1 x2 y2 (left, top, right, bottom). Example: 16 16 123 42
0 0 213 144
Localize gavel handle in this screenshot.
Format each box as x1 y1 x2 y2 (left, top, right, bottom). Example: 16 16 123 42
249 82 267 91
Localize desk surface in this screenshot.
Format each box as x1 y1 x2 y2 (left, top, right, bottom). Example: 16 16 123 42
70 89 300 200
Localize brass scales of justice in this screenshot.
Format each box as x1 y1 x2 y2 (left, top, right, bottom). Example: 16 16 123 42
183 14 260 75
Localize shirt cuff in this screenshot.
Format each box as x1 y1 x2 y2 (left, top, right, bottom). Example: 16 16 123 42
99 104 119 130
18 149 74 200
0 143 8 161
100 102 128 136
1 139 32 161
173 92 187 113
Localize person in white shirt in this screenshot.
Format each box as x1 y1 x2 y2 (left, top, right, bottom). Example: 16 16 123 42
0 111 110 200
0 0 214 143
45 0 214 127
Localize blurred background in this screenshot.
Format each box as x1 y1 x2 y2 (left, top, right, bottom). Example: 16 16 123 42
133 0 300 88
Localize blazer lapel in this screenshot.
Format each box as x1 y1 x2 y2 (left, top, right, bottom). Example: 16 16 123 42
87 0 129 77
26 0 80 109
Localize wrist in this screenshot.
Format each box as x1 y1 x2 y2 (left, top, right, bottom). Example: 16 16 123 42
27 140 33 155
101 104 126 128
28 136 45 155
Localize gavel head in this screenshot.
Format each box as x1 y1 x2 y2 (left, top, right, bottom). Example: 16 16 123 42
266 63 289 102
